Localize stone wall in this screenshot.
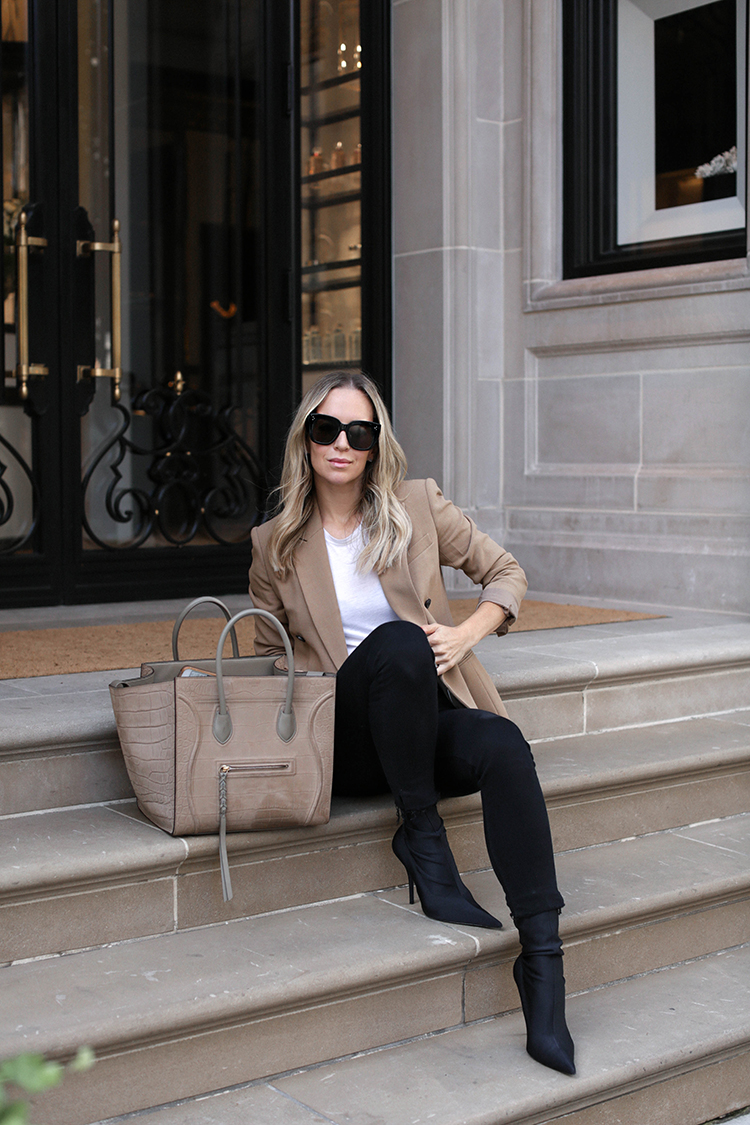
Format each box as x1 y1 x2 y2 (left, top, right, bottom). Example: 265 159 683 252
391 0 750 611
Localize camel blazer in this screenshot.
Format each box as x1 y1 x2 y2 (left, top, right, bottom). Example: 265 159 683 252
248 478 527 717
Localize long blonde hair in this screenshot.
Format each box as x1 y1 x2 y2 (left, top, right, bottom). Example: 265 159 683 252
268 371 412 577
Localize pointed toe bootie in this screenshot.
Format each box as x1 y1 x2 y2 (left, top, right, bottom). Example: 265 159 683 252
392 805 503 930
513 909 576 1075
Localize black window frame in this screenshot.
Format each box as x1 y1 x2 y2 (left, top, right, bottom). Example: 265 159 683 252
562 0 748 279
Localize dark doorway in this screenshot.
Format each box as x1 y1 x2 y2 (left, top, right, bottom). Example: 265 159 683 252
0 0 295 605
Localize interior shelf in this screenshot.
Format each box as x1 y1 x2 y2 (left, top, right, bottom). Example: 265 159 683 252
301 189 360 211
301 257 362 275
301 106 360 130
302 276 360 294
300 72 361 97
301 162 361 186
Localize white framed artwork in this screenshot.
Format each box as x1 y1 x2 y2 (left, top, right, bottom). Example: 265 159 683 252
617 0 746 245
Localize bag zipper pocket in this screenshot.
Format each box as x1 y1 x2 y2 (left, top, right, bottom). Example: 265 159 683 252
218 761 295 902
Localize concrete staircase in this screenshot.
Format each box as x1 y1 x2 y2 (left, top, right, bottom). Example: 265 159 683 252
1 610 750 1124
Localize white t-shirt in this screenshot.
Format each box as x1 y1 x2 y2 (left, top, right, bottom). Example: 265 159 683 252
324 526 400 655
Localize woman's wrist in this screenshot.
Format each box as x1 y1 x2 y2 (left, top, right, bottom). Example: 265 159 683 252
457 601 508 650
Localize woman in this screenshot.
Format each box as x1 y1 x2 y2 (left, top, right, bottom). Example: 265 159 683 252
248 371 575 1076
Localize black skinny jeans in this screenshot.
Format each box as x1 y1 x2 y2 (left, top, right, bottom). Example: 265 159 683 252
333 620 564 919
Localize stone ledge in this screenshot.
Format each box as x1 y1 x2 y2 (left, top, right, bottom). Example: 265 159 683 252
4 716 749 903
3 883 747 1074
4 621 750 758
4 793 749 1120
477 622 750 696
3 810 749 1032
3 894 483 1061
271 946 750 1125
22 936 750 1125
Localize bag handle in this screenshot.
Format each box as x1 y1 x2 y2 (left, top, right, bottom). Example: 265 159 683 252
212 608 296 745
172 596 241 661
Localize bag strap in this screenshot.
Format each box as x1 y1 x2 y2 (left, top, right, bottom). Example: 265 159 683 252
212 609 296 745
171 597 241 661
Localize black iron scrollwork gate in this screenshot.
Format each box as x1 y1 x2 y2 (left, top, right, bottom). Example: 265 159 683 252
81 382 265 551
0 419 40 556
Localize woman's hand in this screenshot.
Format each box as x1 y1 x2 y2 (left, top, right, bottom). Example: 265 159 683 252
421 622 472 675
422 602 508 675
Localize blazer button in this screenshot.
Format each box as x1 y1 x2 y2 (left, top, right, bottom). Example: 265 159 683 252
424 599 431 609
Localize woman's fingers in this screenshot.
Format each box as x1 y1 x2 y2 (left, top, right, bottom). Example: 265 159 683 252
421 622 470 674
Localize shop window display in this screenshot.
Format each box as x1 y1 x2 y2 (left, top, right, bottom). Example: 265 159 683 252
300 0 363 393
563 0 747 277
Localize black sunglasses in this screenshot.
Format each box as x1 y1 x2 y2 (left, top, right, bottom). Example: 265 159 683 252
306 413 381 452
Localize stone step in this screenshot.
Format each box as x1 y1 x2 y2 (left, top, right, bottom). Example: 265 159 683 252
85 945 750 1125
3 713 749 962
4 812 749 1123
535 708 750 852
0 670 134 816
3 619 750 816
480 620 750 741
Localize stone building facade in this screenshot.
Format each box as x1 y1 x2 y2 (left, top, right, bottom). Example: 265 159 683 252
391 0 750 613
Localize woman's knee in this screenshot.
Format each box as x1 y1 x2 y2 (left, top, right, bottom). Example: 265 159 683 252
472 714 537 777
366 620 434 678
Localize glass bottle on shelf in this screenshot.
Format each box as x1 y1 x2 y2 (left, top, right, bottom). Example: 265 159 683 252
330 141 346 170
307 148 325 176
308 325 322 362
333 324 347 360
348 320 361 362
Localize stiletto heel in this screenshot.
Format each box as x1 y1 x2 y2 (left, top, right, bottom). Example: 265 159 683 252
392 805 503 929
513 910 576 1075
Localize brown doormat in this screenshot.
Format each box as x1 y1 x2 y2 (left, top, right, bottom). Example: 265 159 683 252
0 601 659 680
452 599 659 631
0 617 259 681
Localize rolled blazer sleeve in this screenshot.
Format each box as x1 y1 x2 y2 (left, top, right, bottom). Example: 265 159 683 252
248 524 289 658
424 479 527 634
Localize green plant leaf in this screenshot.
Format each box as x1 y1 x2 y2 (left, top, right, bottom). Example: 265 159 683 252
0 1055 63 1095
68 1047 95 1074
0 1099 30 1125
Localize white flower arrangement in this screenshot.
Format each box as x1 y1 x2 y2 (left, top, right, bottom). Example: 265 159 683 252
695 145 737 179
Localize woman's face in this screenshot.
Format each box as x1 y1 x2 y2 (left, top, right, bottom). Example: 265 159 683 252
307 386 376 492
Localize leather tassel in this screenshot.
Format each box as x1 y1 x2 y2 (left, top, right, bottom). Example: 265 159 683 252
219 769 233 901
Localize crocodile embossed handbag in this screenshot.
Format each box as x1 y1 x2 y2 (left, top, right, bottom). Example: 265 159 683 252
109 597 335 901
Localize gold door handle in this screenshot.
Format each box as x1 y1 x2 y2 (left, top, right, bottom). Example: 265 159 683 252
76 218 123 402
15 211 49 401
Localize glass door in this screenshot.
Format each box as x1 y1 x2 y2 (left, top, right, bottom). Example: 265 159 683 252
0 0 390 608
1 0 60 605
70 0 291 599
0 0 295 606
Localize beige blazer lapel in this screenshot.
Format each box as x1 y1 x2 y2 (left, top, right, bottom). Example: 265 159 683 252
293 509 350 669
379 550 428 625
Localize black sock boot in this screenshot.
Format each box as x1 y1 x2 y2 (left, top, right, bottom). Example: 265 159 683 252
512 909 576 1075
392 805 503 929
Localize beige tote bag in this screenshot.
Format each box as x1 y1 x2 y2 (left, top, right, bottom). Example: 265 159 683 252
110 598 335 900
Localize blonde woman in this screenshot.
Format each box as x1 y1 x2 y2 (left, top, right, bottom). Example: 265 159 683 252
248 371 575 1076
